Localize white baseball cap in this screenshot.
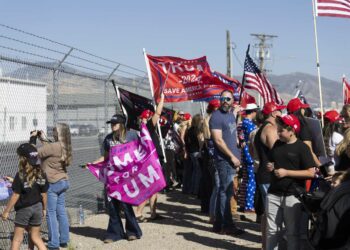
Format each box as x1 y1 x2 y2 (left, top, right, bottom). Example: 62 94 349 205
245 103 259 111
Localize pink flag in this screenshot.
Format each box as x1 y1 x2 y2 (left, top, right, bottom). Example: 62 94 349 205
87 124 166 205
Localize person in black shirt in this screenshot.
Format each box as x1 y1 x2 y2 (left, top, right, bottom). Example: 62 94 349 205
265 114 316 250
185 114 203 196
1 143 48 250
287 98 321 167
135 93 165 221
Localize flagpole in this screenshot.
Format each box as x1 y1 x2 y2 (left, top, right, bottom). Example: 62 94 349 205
312 0 324 127
343 75 346 105
143 48 167 163
238 44 250 106
200 101 205 117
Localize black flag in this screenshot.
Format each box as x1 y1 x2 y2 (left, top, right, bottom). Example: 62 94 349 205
118 88 174 131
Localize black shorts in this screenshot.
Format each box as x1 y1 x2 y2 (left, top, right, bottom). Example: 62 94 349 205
14 202 43 227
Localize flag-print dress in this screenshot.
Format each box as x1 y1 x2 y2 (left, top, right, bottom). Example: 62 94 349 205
240 118 256 211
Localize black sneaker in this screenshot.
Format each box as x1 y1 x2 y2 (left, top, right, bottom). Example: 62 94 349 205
223 226 245 236
60 243 68 248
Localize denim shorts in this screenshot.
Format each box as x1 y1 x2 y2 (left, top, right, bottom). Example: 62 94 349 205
15 202 43 227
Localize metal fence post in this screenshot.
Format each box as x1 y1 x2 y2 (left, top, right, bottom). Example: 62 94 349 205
52 48 73 126
104 64 120 133
104 81 108 133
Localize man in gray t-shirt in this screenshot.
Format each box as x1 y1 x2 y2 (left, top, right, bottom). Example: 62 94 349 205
210 106 240 163
209 90 244 236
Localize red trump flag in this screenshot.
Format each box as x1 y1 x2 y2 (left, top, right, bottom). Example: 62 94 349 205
343 77 350 104
146 54 233 102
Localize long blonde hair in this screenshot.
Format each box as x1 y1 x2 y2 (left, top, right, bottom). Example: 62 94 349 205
18 156 44 187
56 123 72 167
336 128 350 157
113 123 127 143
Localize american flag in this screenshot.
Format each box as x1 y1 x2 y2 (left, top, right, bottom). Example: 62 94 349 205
243 53 283 105
316 0 350 18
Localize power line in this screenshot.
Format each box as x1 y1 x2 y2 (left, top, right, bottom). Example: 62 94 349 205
250 33 278 73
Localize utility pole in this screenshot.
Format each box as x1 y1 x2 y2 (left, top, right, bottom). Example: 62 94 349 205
250 33 277 106
250 33 277 73
226 30 232 77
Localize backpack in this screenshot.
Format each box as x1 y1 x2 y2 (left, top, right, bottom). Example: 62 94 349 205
308 181 350 249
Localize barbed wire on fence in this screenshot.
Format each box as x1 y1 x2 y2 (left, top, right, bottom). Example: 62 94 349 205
0 23 149 87
0 24 154 249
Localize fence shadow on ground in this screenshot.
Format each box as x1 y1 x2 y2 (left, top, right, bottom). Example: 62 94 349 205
176 232 260 250
147 190 262 245
69 226 105 241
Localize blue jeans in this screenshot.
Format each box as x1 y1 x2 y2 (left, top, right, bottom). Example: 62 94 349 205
47 180 70 249
209 169 219 218
105 198 142 241
213 160 236 231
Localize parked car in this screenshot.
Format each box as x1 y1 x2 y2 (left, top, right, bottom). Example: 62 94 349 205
79 124 98 136
70 124 80 136
98 126 111 135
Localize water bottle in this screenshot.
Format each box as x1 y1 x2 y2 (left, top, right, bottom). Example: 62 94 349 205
78 204 85 225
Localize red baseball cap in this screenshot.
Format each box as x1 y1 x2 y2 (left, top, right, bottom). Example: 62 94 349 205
324 110 341 123
140 109 154 119
183 113 192 121
279 114 300 133
262 101 286 115
159 116 167 126
208 99 220 110
287 98 310 113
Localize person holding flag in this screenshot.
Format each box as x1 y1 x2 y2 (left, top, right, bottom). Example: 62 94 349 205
135 93 165 221
91 113 142 244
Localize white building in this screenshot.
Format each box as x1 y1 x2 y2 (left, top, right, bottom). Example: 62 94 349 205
0 76 47 143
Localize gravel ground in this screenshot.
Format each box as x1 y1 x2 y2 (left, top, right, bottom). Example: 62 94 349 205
69 190 262 249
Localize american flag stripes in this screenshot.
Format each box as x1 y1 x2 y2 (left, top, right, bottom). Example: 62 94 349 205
316 0 350 18
243 53 283 105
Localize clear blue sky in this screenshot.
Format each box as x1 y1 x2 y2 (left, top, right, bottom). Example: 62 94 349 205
2 0 350 81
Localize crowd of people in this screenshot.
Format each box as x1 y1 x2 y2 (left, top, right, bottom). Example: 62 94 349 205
2 88 350 249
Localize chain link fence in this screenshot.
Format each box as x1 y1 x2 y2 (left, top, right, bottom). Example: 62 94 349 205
0 24 153 249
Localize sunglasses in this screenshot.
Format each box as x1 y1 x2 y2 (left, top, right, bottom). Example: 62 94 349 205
220 97 232 102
